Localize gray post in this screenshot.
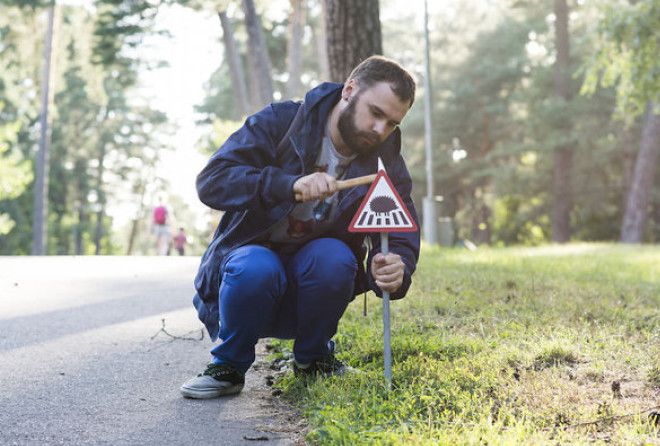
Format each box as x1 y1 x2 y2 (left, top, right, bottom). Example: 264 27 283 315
380 231 392 389
422 0 437 245
32 3 55 255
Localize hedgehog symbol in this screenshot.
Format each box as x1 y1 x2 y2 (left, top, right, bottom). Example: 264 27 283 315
369 196 397 215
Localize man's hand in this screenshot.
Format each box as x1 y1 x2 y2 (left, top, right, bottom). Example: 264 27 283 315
371 252 405 293
293 172 338 202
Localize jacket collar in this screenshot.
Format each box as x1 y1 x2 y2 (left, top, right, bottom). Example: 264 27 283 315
290 82 402 202
290 83 342 172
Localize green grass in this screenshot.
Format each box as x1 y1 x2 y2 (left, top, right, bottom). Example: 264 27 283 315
274 243 660 445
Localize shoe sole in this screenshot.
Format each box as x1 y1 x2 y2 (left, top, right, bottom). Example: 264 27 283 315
180 383 244 399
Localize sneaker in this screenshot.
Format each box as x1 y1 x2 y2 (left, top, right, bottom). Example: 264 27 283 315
293 353 348 378
180 363 245 399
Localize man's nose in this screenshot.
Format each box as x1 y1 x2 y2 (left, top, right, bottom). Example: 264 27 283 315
372 120 387 135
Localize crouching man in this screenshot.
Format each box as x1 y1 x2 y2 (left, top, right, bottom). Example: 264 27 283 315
181 56 420 398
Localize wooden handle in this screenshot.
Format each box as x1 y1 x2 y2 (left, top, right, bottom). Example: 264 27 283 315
336 174 377 190
295 173 376 202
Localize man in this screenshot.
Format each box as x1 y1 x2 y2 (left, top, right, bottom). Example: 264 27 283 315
181 56 420 399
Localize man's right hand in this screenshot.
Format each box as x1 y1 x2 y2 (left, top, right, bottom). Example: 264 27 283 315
293 172 338 202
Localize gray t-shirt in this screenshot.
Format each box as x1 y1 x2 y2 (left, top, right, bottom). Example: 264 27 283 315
268 135 356 248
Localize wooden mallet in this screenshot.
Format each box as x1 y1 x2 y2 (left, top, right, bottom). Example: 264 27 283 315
294 174 377 202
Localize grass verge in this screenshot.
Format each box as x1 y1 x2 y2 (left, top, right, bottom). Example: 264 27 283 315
274 243 659 445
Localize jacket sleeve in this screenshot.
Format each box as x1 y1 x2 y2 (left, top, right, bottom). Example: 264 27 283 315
196 102 302 212
365 151 421 300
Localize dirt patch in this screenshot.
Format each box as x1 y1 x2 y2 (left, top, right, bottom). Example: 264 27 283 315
250 340 308 445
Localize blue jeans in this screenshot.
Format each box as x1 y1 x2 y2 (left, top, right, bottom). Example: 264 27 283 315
211 237 357 373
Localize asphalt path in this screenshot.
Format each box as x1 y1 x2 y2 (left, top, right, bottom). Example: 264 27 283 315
0 256 304 446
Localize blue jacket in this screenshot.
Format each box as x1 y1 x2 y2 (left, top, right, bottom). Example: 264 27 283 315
193 82 420 340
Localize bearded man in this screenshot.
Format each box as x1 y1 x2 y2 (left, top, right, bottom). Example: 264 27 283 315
181 56 420 399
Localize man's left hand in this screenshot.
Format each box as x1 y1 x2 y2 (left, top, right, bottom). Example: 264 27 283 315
370 252 405 294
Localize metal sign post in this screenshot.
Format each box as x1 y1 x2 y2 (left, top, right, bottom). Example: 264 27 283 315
348 158 418 389
380 231 392 388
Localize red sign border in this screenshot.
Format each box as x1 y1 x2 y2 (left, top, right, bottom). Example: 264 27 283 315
348 170 418 233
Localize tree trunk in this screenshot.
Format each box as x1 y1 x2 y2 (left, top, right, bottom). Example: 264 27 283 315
242 0 273 108
315 0 330 81
32 3 55 255
94 205 104 255
551 148 573 242
75 201 85 255
652 185 660 242
94 143 106 255
620 102 660 243
126 175 149 255
286 0 305 98
471 110 493 245
218 10 250 118
471 200 492 245
325 0 382 82
246 53 260 112
74 158 88 255
551 0 573 243
621 124 635 210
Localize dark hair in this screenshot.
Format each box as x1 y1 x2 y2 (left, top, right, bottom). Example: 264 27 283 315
347 56 416 107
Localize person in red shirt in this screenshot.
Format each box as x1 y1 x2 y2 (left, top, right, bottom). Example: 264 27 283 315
152 201 170 256
173 227 187 256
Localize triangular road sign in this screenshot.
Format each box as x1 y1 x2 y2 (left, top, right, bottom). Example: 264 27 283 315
348 170 418 233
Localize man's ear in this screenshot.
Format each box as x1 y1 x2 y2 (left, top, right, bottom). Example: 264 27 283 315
342 79 358 102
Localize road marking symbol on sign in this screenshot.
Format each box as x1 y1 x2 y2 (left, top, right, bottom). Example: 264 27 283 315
348 170 418 233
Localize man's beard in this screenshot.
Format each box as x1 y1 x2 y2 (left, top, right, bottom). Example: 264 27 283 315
337 95 382 156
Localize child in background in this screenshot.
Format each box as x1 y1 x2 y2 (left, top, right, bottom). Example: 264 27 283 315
173 227 187 256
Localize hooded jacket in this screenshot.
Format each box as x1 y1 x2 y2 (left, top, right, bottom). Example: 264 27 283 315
193 82 420 340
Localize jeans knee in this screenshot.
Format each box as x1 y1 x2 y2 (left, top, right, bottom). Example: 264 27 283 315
222 245 286 295
297 238 356 293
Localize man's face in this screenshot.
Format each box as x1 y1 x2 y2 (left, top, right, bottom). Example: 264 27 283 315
337 81 411 156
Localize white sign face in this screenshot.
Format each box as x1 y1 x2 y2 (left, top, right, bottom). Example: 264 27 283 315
349 171 418 233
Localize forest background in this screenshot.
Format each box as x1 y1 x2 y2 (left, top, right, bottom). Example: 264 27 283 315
0 0 658 256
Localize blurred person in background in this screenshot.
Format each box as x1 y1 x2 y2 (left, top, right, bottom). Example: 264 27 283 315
152 199 170 256
173 227 187 256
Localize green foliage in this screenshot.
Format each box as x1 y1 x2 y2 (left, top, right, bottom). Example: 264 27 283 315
428 8 555 244
647 363 660 388
195 63 238 122
492 196 548 245
196 2 323 124
199 117 243 155
0 114 32 235
0 1 172 254
532 345 579 370
277 244 660 444
92 0 160 68
1 0 657 253
47 37 100 253
0 0 51 8
77 0 169 255
581 0 660 117
0 5 39 246
395 0 643 245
